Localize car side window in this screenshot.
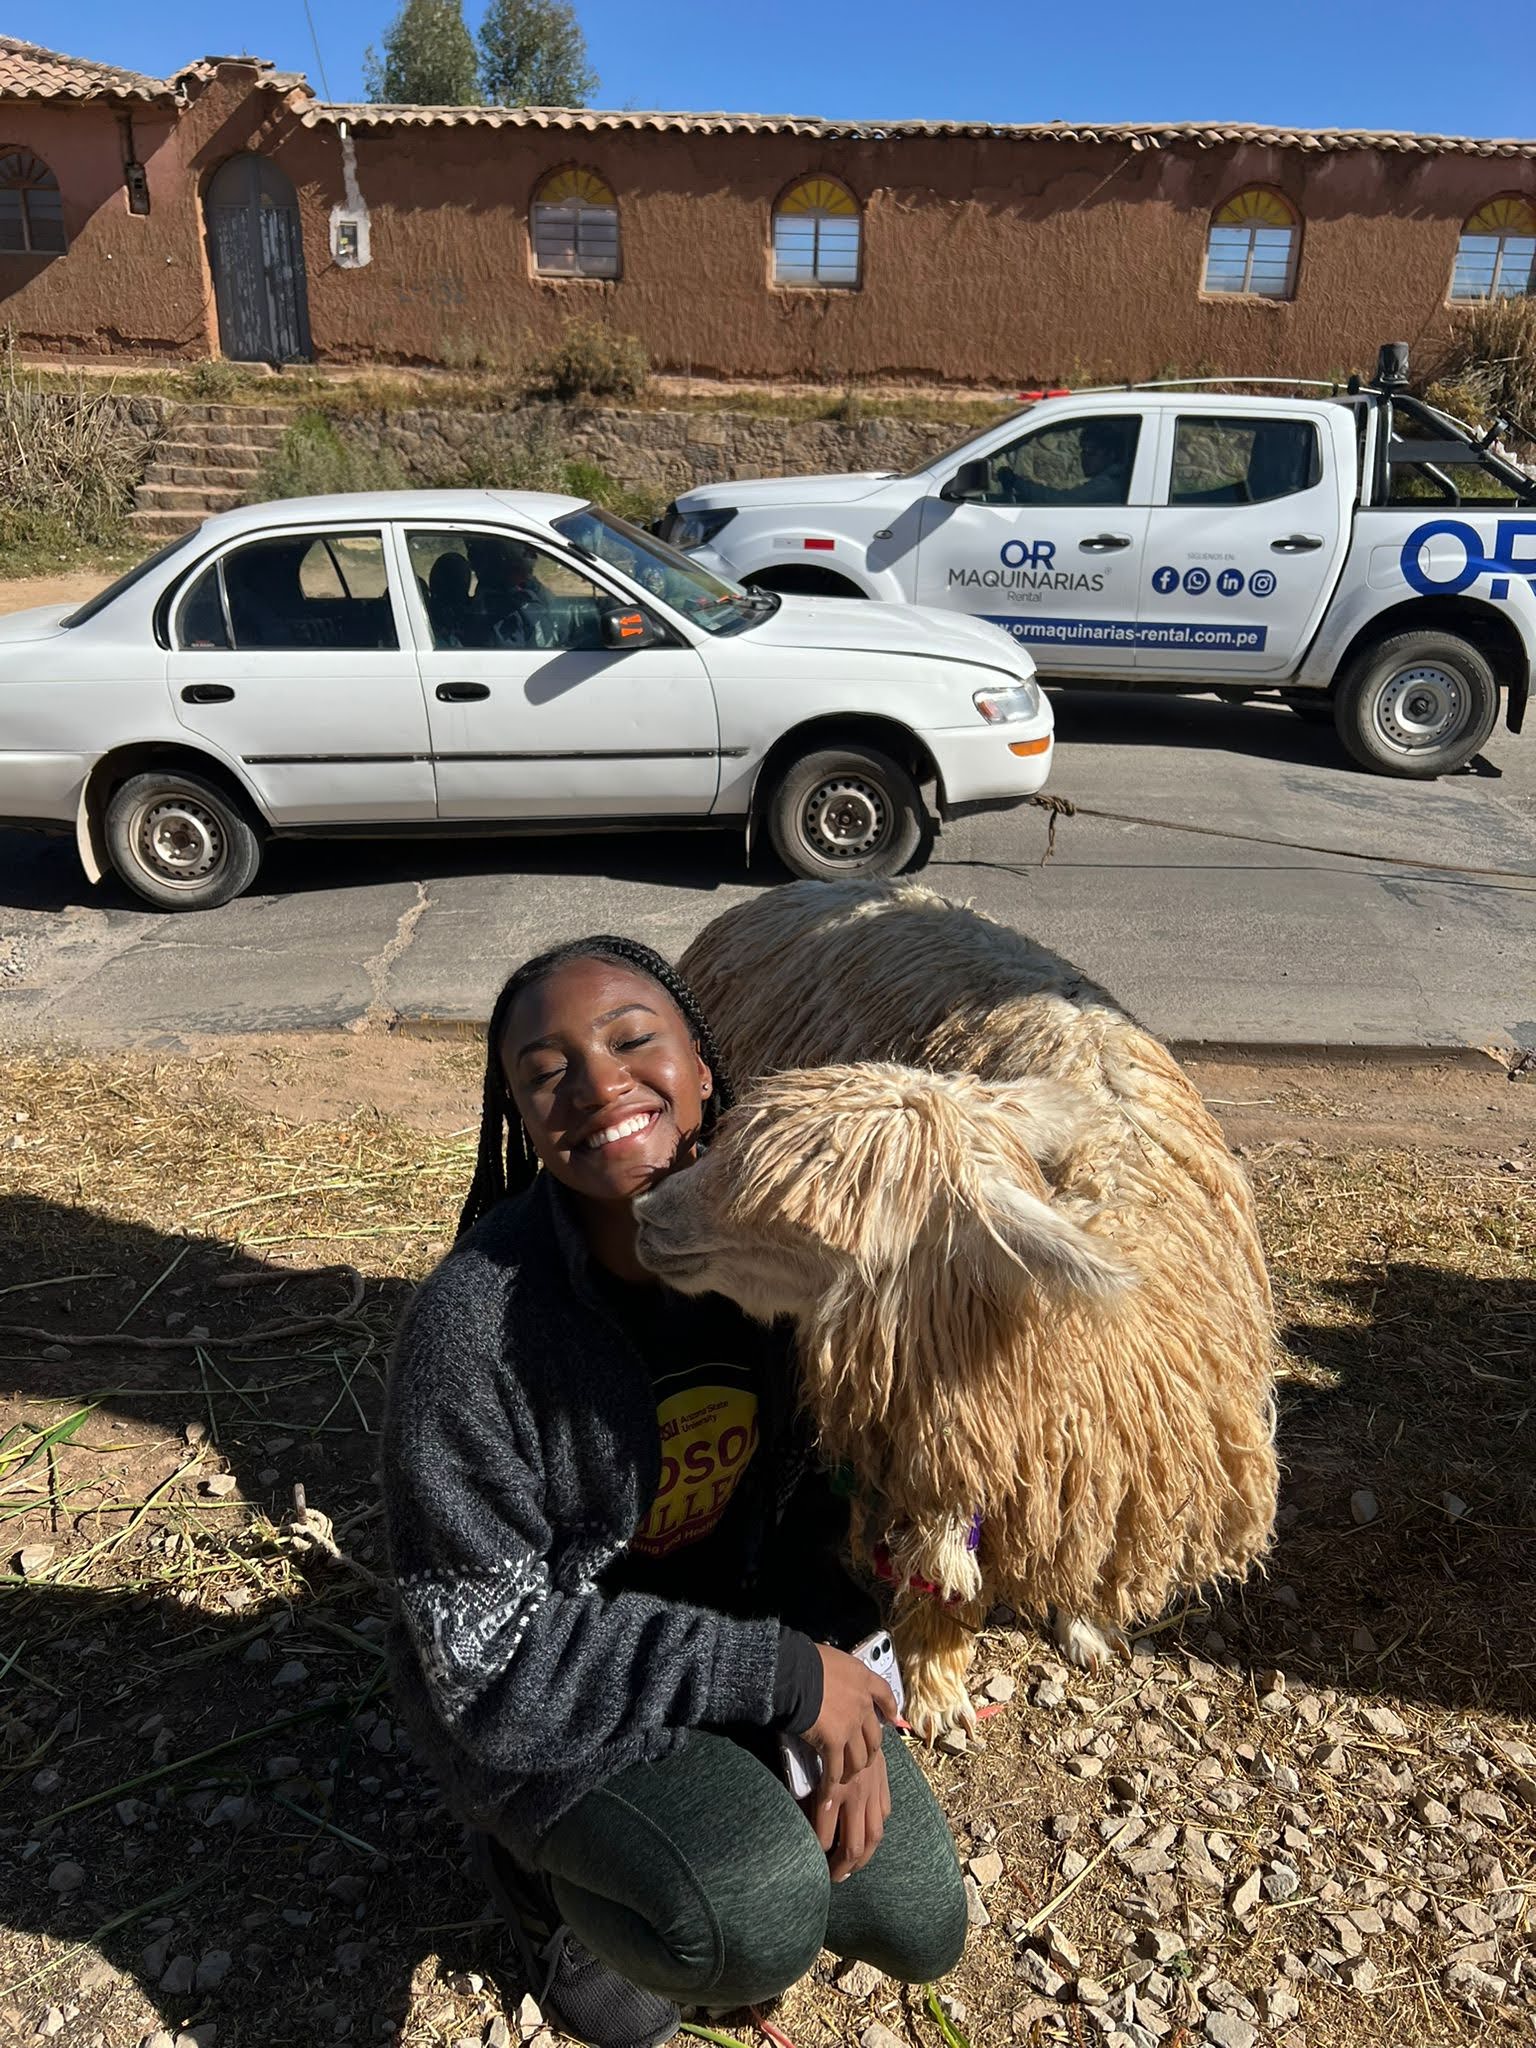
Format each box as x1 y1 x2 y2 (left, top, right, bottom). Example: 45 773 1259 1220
406 530 612 652
1170 417 1321 507
978 415 1141 507
174 533 398 652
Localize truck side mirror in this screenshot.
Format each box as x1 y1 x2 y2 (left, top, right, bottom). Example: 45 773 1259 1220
600 603 665 650
940 458 991 503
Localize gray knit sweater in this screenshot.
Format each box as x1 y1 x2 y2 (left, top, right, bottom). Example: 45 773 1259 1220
382 1173 791 1856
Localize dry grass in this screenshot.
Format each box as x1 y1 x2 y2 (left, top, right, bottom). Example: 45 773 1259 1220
1 1045 1532 2048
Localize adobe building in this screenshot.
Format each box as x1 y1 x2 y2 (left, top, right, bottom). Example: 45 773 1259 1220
1 33 1532 386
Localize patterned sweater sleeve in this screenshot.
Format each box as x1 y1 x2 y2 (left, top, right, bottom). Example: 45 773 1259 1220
383 1242 781 1780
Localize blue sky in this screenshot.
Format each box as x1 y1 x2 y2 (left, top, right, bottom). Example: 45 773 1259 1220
28 0 1536 132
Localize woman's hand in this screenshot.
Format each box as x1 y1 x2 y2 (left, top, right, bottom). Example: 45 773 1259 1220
810 1746 892 1881
806 1643 899 1784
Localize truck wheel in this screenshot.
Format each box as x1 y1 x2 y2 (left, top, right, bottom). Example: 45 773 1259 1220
104 768 263 911
1333 633 1499 778
766 744 931 881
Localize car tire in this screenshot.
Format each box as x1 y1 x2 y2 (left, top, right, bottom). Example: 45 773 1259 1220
766 744 931 881
104 768 264 911
1333 633 1500 778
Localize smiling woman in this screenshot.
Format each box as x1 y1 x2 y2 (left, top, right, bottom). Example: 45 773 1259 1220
381 932 966 2048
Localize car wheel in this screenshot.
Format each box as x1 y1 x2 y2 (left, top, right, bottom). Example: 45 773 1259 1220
104 769 263 911
1333 633 1499 778
766 744 930 881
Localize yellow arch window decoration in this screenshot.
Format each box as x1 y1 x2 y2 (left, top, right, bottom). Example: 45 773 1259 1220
773 175 861 288
0 147 66 254
531 166 619 278
1203 188 1298 299
1452 195 1536 301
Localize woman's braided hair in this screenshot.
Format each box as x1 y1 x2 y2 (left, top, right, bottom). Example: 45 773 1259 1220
457 936 734 1240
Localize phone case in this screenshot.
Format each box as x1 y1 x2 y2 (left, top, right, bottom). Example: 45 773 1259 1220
778 1630 906 1800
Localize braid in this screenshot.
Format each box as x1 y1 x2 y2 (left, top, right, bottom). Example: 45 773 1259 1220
456 936 735 1240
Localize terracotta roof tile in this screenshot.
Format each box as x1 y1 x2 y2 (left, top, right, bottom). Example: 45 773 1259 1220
0 34 174 102
308 102 1536 157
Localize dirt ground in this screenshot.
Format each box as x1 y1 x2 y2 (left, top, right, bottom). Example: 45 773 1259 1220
0 576 114 615
0 1037 1532 2048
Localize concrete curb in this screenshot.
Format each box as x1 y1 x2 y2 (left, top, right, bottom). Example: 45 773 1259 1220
378 1013 1520 1072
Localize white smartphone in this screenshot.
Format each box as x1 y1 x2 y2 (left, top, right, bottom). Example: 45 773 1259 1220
779 1630 906 1801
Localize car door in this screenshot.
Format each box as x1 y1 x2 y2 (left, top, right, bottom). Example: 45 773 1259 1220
399 525 721 821
913 411 1153 672
1136 409 1347 676
166 525 435 823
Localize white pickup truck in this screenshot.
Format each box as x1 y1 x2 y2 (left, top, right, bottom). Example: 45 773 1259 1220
657 345 1536 778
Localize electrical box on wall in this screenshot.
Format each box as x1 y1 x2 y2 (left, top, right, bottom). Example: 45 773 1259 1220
331 209 369 267
124 160 150 215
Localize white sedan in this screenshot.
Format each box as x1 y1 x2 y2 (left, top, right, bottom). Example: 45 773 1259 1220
0 490 1054 910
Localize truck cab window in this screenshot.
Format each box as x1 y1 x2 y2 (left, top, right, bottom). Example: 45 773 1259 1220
979 415 1141 508
1170 418 1321 506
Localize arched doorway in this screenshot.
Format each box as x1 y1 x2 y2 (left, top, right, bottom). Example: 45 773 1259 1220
204 153 312 365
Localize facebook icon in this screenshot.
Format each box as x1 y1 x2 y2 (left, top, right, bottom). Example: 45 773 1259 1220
1151 566 1179 594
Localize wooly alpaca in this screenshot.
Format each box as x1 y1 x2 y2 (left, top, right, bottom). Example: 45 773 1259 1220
633 881 1278 1739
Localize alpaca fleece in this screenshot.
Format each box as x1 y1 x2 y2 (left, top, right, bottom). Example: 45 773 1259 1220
662 880 1280 1695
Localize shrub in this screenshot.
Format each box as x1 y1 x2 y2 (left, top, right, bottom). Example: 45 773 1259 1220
1425 297 1536 435
0 335 141 550
528 320 648 402
183 357 246 401
259 412 408 498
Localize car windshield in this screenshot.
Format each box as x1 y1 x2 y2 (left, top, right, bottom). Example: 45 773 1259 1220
551 505 775 635
61 531 202 628
902 407 1033 481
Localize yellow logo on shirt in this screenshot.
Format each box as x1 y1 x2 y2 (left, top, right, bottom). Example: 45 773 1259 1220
631 1383 760 1558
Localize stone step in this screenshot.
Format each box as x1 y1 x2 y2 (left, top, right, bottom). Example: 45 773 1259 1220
134 482 251 514
165 419 290 450
140 462 263 492
174 402 298 427
128 508 205 540
149 439 272 474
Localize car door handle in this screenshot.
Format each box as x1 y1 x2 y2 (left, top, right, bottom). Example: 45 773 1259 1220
1271 534 1325 553
435 681 491 702
1078 534 1133 552
180 682 235 704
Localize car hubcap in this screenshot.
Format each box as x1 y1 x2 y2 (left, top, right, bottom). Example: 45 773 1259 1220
1373 665 1465 753
134 796 225 885
802 776 890 862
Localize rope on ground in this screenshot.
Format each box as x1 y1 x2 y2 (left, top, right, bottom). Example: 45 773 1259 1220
1025 794 1536 883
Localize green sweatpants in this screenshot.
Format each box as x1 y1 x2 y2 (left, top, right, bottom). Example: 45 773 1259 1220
531 1727 968 2008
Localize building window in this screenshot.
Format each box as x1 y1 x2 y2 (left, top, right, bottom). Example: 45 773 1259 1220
773 176 861 288
531 167 619 279
1451 197 1536 301
1202 189 1298 299
0 149 66 254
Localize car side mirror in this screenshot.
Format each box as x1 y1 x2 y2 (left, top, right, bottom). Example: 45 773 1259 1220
940 458 991 503
600 603 665 650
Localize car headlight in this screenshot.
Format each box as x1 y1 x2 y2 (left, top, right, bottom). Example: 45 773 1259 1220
973 681 1042 723
664 504 737 551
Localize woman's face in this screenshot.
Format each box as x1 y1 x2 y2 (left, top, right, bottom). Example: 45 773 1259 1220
501 959 711 1204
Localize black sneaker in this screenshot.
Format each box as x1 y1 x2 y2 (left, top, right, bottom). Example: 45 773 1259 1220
471 1831 680 2048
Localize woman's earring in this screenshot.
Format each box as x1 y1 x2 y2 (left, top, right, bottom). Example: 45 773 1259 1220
701 1078 712 1096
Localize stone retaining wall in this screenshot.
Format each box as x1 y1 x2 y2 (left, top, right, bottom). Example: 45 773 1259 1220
339 401 968 496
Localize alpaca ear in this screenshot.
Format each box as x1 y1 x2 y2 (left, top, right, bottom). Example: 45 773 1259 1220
984 1179 1136 1305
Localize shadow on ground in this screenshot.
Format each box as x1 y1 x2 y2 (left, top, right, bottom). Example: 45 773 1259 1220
2 1195 1533 2039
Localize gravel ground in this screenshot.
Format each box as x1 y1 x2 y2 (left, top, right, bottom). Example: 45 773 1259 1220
0 1038 1531 2048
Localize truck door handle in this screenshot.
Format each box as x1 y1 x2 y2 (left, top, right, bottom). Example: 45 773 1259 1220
180 683 235 704
1078 533 1133 552
435 680 491 702
1271 534 1325 553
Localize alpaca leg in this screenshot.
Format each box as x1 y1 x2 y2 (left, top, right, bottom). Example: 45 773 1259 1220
1051 1610 1131 1672
892 1598 981 1742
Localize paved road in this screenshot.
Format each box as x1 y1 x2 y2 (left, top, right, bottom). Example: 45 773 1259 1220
3 690 1533 1051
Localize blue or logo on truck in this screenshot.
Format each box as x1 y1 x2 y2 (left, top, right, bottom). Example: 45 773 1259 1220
1401 519 1536 599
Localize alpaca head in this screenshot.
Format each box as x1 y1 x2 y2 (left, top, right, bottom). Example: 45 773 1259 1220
634 1063 1134 1499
